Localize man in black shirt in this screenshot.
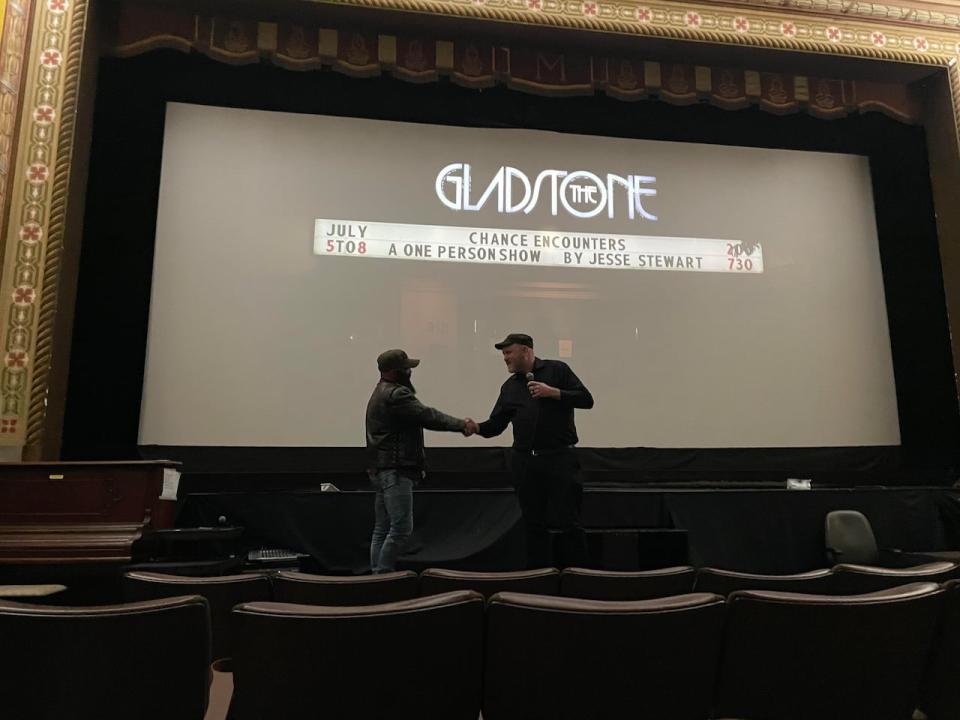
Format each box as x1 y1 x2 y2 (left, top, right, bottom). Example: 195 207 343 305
468 333 594 568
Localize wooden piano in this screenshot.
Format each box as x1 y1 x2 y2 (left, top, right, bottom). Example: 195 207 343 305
0 461 180 564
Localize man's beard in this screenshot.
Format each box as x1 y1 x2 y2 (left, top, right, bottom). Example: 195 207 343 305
397 371 416 393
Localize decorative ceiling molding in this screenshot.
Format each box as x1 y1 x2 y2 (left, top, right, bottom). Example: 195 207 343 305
694 0 960 31
106 10 924 122
295 0 960 61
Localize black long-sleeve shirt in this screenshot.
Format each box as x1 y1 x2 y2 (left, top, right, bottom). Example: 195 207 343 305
477 357 594 452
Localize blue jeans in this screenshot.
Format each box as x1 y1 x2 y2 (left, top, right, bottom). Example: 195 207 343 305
370 469 414 574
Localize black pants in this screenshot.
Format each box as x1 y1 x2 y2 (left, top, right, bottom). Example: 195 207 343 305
511 448 588 569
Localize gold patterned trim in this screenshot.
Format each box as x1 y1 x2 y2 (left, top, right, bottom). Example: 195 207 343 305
0 0 88 447
0 0 33 260
291 0 960 63
948 61 960 183
27 0 87 449
696 0 960 32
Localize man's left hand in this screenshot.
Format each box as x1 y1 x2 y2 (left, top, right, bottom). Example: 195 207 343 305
527 381 561 399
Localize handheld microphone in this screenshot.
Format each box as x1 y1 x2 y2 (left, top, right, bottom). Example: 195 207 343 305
525 372 534 382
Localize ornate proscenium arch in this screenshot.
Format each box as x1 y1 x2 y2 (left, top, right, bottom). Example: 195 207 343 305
0 0 958 457
104 7 924 121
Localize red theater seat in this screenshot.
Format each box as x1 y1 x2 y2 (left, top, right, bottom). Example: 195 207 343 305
695 566 837 595
560 565 695 600
832 561 957 594
484 591 725 720
0 595 211 720
419 567 559 598
716 583 944 720
123 571 271 661
918 579 960 720
231 591 484 720
272 569 419 605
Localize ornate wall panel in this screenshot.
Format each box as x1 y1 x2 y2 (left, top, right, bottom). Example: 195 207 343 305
0 0 86 448
0 1 34 257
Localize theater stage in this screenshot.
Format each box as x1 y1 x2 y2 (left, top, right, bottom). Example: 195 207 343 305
178 484 960 575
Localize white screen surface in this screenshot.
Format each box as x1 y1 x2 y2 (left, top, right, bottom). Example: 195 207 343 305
140 102 900 448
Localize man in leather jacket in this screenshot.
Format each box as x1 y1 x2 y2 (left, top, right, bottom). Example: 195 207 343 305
366 348 473 573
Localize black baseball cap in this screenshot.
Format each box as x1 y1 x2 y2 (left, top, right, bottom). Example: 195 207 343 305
494 333 534 349
377 349 420 372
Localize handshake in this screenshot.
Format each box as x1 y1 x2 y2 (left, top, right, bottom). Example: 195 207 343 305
462 418 480 437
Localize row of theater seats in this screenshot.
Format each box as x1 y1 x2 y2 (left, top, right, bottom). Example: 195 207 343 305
121 560 960 661
0 578 957 720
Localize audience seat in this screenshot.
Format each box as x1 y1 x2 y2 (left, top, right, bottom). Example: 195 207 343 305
231 590 484 720
918 579 960 720
123 571 271 660
484 591 725 720
272 569 418 605
832 561 957 594
715 582 945 720
419 567 559 598
560 566 695 600
695 567 837 595
0 595 210 720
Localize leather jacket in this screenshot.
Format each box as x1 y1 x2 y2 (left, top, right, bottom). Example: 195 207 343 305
366 380 465 470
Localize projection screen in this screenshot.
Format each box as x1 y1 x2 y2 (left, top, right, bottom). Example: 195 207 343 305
139 102 899 448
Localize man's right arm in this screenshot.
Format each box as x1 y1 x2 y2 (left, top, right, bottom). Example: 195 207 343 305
477 390 513 438
387 385 465 432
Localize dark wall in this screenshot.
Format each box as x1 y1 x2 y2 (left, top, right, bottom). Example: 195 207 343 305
63 50 960 483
